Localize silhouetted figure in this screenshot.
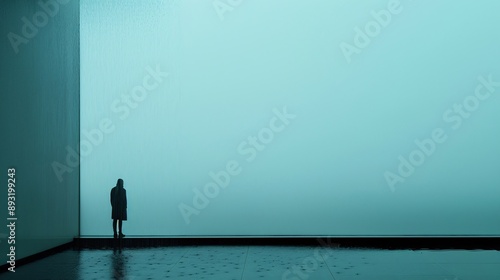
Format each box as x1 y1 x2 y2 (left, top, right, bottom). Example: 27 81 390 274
110 178 127 238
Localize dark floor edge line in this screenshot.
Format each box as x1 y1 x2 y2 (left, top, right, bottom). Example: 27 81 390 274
73 237 500 250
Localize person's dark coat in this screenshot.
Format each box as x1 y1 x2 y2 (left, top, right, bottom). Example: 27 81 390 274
110 186 127 220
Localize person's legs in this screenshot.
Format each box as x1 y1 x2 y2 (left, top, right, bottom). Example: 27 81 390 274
113 219 118 238
118 220 125 237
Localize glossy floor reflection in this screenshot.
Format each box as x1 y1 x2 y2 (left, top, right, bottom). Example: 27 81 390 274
2 246 500 280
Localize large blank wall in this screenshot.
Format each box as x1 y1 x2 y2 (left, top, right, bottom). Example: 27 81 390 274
80 0 500 236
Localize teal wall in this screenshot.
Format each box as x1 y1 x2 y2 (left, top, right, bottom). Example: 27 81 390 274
0 0 79 265
77 0 498 236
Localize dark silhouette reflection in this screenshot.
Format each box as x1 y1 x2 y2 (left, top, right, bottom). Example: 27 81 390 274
110 178 127 239
111 250 127 280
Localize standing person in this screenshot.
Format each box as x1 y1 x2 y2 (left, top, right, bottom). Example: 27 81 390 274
110 178 127 238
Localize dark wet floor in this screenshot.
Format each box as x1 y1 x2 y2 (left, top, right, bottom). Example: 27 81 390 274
2 246 499 279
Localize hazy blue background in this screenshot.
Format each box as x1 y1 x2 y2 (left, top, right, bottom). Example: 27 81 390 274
80 0 500 236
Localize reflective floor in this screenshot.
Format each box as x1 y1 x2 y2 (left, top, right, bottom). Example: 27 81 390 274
2 246 500 280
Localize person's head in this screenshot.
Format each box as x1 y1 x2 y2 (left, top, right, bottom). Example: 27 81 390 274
116 178 124 188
